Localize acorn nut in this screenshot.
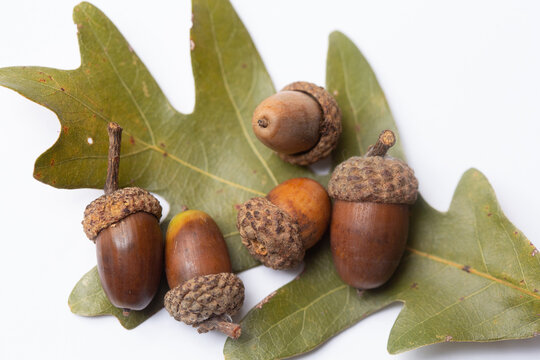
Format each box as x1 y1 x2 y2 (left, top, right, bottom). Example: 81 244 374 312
82 123 164 316
328 130 418 289
252 81 342 165
164 209 244 338
237 178 331 269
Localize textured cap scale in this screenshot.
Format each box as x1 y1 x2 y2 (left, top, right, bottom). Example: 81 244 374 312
164 273 244 325
236 197 304 269
82 187 162 240
328 156 418 204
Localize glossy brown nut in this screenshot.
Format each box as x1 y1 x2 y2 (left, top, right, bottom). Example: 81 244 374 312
252 90 322 155
267 177 331 249
165 210 232 289
96 212 164 311
330 200 409 289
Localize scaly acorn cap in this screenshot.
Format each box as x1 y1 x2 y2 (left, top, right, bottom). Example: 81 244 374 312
328 130 418 204
278 81 342 166
82 187 162 240
164 273 244 326
236 197 304 269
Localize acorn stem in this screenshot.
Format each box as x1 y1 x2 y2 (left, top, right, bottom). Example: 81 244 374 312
197 316 242 339
366 130 395 157
104 122 123 195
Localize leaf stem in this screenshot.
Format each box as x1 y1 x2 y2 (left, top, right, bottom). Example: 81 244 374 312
104 122 122 195
366 129 395 157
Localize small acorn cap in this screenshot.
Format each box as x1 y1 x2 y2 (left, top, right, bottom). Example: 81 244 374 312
164 273 245 338
328 130 418 204
236 197 304 270
82 187 162 240
277 81 342 166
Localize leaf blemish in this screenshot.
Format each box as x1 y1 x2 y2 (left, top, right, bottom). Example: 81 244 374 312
256 291 277 309
410 282 418 289
459 297 464 301
60 87 65 91
129 136 135 145
50 159 55 166
87 137 93 145
531 248 539 257
462 265 471 273
445 335 453 342
487 213 492 217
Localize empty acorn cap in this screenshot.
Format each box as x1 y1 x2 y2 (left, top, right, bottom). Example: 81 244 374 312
82 187 162 240
164 273 244 325
236 197 304 269
277 81 342 166
328 156 418 204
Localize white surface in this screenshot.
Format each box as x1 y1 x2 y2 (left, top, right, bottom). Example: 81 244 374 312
0 0 539 359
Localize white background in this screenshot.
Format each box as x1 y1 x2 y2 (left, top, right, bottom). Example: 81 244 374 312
0 0 539 359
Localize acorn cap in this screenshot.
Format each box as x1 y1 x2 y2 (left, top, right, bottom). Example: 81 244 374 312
164 273 244 326
328 156 418 204
236 197 304 270
82 187 162 240
278 81 342 166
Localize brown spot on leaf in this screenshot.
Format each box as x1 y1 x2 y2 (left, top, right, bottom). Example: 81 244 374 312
160 142 166 148
487 213 492 217
459 297 464 301
216 189 224 194
410 282 418 289
534 289 539 293
256 291 277 309
234 204 241 211
34 172 42 179
241 63 247 69
50 159 55 166
445 335 453 342
355 124 362 132
129 136 135 145
62 126 69 134
60 87 65 91
38 78 46 83
163 152 168 157
462 265 471 273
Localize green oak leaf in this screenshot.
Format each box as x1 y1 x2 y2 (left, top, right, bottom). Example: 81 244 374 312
0 0 319 328
223 33 540 358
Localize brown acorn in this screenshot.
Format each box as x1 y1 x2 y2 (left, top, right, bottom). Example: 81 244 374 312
252 81 342 165
164 209 244 338
237 178 331 269
328 130 418 289
82 123 163 316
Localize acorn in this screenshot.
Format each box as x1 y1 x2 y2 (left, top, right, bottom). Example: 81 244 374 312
82 123 163 316
328 130 418 289
237 177 331 269
252 81 342 165
164 209 244 338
